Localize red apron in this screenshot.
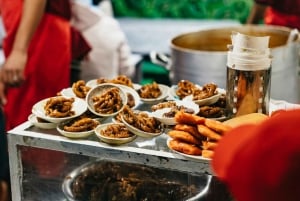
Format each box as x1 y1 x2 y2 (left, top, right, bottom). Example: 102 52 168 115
0 0 71 131
0 0 71 178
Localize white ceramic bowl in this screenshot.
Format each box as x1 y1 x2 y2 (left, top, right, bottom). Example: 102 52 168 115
138 84 170 105
60 87 76 98
121 114 164 138
169 85 225 106
56 119 99 139
151 100 200 125
117 84 141 109
32 96 87 124
85 84 127 117
28 113 57 129
95 123 137 145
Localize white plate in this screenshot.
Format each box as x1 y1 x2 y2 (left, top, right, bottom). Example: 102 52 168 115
121 114 164 138
86 83 127 117
169 85 224 106
28 113 57 129
151 100 200 125
56 120 97 139
86 79 140 90
86 79 98 88
60 87 76 98
138 84 170 105
117 84 141 109
167 138 211 162
95 123 137 145
32 96 87 124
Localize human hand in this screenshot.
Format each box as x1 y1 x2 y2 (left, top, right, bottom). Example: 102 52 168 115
0 81 7 107
0 49 27 86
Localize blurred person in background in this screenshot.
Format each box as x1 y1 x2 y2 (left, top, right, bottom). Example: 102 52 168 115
72 0 135 81
0 0 89 194
247 0 300 29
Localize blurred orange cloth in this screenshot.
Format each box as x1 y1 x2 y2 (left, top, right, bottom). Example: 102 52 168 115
212 109 300 201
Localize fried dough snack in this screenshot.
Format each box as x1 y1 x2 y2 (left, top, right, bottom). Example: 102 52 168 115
168 111 233 159
175 111 205 125
174 124 205 141
198 105 224 118
175 80 218 101
204 118 232 134
44 96 75 118
192 83 217 100
92 87 123 114
63 117 99 132
111 75 134 88
101 124 134 138
138 82 161 99
151 101 177 111
175 80 196 99
168 130 202 145
122 105 161 133
169 139 202 156
72 80 91 98
96 75 133 88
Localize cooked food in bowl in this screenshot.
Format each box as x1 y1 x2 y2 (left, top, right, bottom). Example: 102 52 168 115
86 84 127 117
62 160 207 201
137 82 162 99
72 80 91 98
176 80 218 101
121 105 161 134
32 96 87 123
44 96 75 118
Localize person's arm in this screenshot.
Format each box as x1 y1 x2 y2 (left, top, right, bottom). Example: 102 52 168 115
0 0 47 85
246 2 267 24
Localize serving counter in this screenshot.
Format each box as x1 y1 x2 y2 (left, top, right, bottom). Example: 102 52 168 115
7 112 232 200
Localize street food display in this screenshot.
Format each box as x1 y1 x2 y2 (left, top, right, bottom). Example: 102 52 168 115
21 74 298 201
29 75 278 161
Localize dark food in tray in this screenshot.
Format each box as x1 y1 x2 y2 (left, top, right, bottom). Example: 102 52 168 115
63 161 208 201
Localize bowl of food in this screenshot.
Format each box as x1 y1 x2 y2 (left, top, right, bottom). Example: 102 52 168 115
117 84 141 109
85 84 127 117
62 160 210 201
137 82 170 105
120 106 164 138
151 100 200 125
28 113 57 129
56 117 100 139
95 122 137 145
31 96 87 124
169 81 223 106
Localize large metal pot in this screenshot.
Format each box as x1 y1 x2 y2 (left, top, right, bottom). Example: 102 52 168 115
155 25 300 103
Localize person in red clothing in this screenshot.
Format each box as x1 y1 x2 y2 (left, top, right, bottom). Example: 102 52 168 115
247 0 300 29
212 109 300 201
0 0 72 130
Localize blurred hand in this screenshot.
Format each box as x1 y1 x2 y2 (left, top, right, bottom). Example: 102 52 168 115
0 49 27 86
0 81 6 107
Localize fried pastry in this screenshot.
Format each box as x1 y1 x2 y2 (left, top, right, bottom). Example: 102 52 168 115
169 139 202 156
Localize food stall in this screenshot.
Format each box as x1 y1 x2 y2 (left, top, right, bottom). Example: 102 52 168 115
8 79 234 201
6 20 300 201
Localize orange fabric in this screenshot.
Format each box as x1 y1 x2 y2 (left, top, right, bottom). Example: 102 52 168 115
0 0 71 178
212 109 300 201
